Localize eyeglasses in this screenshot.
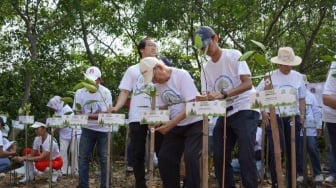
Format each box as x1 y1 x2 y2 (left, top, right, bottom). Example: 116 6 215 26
146 42 157 48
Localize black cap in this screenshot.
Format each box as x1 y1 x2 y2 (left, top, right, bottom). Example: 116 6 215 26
160 57 174 67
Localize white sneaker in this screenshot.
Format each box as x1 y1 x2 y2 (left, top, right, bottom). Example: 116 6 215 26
51 171 59 183
297 176 304 182
14 166 25 174
314 174 324 182
19 175 34 183
325 175 335 183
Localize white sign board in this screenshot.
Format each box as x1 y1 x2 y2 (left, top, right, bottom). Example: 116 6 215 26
98 113 126 126
186 100 226 116
12 120 24 130
140 109 170 125
46 117 63 127
19 116 34 124
62 115 88 127
250 88 297 117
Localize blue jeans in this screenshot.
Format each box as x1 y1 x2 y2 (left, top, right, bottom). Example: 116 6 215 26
231 159 262 178
0 157 10 172
297 136 322 176
213 110 259 188
266 115 301 188
78 128 111 188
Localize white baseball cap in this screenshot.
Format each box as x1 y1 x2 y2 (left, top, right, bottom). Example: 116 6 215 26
31 122 47 128
139 57 161 85
84 66 101 81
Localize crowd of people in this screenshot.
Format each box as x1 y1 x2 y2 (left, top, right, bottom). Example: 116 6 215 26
0 25 336 188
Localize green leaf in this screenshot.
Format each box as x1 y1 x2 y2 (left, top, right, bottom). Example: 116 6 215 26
194 34 203 50
61 97 73 104
64 111 73 115
320 55 336 62
81 82 98 93
251 40 266 52
75 103 82 111
253 53 268 66
73 82 84 91
239 51 255 61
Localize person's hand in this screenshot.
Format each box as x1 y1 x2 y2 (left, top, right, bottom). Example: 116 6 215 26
108 106 118 113
317 129 322 137
155 122 175 135
300 115 305 125
206 92 223 101
13 156 24 163
261 111 270 126
196 95 208 101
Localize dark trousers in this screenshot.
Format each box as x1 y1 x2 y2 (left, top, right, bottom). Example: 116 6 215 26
129 122 163 188
213 110 259 188
266 115 301 187
158 120 202 188
327 122 336 175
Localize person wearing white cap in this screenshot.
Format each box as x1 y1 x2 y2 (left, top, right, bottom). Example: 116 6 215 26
73 66 112 188
195 26 260 188
256 47 306 188
322 61 336 184
47 96 80 176
13 120 63 183
139 57 203 188
296 74 323 183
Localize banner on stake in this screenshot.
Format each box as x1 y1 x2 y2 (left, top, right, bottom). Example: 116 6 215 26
250 88 297 117
140 108 170 125
62 115 88 127
186 100 226 116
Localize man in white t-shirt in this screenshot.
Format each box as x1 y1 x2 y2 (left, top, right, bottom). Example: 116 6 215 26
323 61 336 184
195 26 260 188
256 47 306 188
47 96 80 175
139 57 203 188
13 121 62 183
109 37 162 188
73 66 112 188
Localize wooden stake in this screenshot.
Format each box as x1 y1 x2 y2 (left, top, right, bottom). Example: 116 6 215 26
260 123 266 186
124 124 130 176
49 127 54 188
201 116 209 188
264 75 284 188
290 117 296 188
106 126 111 188
222 113 227 188
148 96 156 188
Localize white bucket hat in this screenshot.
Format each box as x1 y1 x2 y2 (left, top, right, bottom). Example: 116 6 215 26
271 47 302 66
46 96 64 111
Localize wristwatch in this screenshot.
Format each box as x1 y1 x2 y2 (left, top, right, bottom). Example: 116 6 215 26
220 88 228 99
